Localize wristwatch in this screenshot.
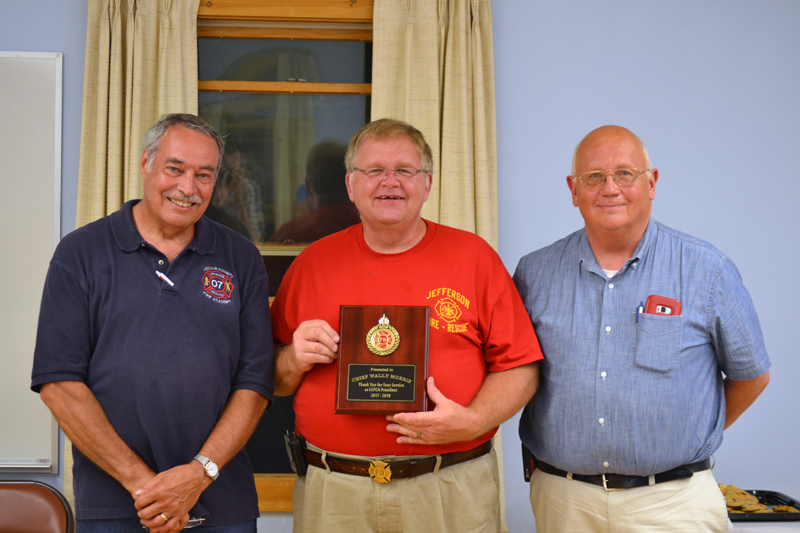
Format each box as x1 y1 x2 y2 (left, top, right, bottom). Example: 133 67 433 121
193 454 219 481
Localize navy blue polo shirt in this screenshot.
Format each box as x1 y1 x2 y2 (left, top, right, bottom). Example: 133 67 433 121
31 200 273 526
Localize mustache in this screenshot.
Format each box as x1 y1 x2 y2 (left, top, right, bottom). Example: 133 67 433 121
164 192 202 204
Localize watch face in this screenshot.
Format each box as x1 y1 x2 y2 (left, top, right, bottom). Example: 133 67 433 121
207 462 219 477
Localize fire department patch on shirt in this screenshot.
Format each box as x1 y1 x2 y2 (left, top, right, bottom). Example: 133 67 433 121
426 286 471 333
203 267 234 303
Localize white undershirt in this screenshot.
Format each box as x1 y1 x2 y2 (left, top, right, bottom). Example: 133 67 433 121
602 269 619 279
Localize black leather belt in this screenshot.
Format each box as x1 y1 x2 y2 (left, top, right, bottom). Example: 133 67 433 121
535 457 712 490
304 440 492 483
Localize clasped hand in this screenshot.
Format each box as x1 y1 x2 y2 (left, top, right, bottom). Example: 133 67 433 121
134 463 209 532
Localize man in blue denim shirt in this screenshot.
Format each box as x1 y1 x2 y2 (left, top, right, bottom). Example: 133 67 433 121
514 125 771 532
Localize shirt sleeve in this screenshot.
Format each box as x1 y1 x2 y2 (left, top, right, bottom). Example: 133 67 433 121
483 256 544 372
269 254 302 346
709 257 771 380
231 246 275 403
31 259 93 392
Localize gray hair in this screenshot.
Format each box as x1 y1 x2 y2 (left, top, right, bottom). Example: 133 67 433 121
345 118 434 173
142 113 225 176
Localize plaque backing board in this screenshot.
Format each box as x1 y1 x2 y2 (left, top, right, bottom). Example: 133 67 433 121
335 305 430 415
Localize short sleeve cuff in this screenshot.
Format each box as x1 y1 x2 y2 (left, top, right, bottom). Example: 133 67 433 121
724 356 771 381
30 372 87 393
231 381 274 405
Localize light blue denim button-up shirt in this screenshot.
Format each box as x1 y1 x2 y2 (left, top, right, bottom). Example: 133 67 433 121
514 219 770 476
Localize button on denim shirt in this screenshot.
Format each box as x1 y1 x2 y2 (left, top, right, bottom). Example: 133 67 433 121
514 219 770 476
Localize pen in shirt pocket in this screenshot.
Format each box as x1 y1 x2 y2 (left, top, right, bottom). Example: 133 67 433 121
636 301 644 323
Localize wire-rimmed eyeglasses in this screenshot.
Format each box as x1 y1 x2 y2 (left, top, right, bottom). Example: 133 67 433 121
571 167 652 190
353 167 428 180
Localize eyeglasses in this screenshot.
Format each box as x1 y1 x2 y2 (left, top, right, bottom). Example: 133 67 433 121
353 167 427 180
572 167 651 190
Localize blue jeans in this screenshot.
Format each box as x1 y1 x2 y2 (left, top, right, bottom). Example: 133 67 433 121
78 518 257 533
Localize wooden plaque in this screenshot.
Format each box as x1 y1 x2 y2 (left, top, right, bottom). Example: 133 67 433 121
335 306 430 415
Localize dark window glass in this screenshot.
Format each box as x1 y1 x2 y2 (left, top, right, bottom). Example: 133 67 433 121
198 38 370 84
199 92 367 243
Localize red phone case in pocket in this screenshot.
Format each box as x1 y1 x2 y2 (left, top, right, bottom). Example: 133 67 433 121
644 295 682 316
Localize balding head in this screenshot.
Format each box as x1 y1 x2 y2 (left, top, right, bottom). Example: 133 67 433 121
571 125 651 176
566 125 659 252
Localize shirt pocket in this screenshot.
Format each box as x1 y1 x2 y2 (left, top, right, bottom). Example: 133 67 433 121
632 314 683 375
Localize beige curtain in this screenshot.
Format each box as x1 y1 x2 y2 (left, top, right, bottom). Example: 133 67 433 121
372 2 505 529
76 0 201 228
371 0 498 249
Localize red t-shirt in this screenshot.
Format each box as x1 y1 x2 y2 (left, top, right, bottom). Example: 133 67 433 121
271 221 542 456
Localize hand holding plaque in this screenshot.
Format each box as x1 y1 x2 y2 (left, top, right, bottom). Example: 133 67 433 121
335 306 430 415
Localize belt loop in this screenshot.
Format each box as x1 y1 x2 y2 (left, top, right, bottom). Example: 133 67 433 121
648 474 656 486
321 451 331 474
566 472 574 480
433 455 442 475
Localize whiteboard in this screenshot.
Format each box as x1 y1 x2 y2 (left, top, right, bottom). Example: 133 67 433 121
0 52 62 473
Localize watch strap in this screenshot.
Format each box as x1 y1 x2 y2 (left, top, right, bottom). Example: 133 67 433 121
193 454 219 481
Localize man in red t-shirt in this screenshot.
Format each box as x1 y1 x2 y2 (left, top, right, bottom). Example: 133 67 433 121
271 118 542 533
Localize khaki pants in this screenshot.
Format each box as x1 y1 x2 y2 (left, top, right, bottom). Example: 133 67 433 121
530 468 729 533
293 446 502 533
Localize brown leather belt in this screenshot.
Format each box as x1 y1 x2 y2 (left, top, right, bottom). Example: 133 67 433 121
535 457 712 490
304 440 492 483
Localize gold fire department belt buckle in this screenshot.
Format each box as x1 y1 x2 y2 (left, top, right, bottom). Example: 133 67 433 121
369 460 392 483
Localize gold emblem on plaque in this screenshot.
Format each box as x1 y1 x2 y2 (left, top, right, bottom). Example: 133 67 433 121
369 460 392 483
366 314 400 356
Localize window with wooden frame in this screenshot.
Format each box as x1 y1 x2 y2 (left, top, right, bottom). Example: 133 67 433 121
197 0 373 513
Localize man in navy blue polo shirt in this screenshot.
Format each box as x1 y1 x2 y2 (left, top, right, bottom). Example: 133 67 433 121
514 125 771 532
31 114 273 533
